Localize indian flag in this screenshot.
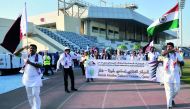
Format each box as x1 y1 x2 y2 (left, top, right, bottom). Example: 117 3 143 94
147 3 179 36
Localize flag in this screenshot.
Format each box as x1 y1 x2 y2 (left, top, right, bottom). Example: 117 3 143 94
143 39 154 53
1 3 28 53
20 2 28 39
147 3 179 36
145 40 154 52
0 16 22 53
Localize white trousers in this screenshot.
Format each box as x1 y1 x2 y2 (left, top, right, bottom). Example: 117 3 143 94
25 86 41 109
164 82 180 107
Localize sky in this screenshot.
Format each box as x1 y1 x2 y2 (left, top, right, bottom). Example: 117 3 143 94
0 0 189 46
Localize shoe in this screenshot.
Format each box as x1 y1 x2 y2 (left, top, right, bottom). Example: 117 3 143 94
71 88 78 91
167 107 172 109
86 79 90 82
65 89 70 93
172 100 175 106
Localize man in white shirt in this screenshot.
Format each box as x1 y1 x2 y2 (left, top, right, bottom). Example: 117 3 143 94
148 47 160 61
56 47 78 93
14 44 43 109
162 42 183 109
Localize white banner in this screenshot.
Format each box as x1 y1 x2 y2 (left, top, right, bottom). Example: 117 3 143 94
86 60 158 81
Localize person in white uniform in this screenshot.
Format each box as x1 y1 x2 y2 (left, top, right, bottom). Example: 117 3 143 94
162 42 183 109
56 47 78 93
14 44 43 109
148 47 160 61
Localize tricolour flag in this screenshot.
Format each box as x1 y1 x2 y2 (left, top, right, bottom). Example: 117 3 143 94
147 3 179 36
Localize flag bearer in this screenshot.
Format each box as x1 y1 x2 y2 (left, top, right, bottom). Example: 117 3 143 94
162 42 183 109
14 44 43 109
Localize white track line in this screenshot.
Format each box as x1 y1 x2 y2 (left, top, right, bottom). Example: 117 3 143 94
101 80 112 109
57 83 87 109
11 75 82 109
134 82 150 109
11 82 64 109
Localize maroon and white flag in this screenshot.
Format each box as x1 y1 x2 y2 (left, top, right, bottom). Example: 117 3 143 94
0 3 28 53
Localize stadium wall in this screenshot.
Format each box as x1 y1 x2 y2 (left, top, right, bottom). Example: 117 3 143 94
29 12 81 34
85 20 119 40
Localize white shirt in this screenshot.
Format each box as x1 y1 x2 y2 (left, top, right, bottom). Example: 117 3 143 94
163 52 183 83
111 55 116 60
116 55 125 60
130 55 138 61
125 54 131 61
137 54 145 61
57 53 76 69
22 53 43 87
148 52 160 61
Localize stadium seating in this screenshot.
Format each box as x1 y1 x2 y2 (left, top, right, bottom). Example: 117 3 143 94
37 27 79 51
56 30 104 50
37 27 104 51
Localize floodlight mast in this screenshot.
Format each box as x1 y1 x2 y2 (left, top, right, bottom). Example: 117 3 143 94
179 0 185 47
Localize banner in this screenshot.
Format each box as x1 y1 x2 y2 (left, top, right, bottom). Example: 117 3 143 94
86 60 158 81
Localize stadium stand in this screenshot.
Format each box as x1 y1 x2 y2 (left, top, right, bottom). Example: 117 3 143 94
37 27 80 51
37 27 105 51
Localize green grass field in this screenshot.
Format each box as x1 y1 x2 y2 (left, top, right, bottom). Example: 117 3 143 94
181 59 190 84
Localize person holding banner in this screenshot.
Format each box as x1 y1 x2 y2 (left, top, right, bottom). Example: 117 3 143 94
137 48 146 61
162 42 183 109
80 52 86 76
130 51 138 61
14 44 43 109
83 50 94 82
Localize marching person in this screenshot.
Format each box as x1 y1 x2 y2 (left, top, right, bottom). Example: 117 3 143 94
130 51 138 61
80 52 86 76
56 47 78 93
43 51 54 76
178 48 184 76
148 47 160 61
162 42 183 109
137 48 146 61
83 50 93 82
14 44 43 109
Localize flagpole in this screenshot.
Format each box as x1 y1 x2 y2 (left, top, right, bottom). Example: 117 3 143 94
24 2 29 53
179 1 182 47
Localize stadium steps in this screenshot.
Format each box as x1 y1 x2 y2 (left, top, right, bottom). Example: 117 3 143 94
56 31 105 50
35 27 80 51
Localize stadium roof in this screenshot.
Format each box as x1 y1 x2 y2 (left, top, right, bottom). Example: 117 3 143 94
81 6 176 37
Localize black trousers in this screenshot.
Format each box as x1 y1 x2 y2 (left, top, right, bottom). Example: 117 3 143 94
80 62 85 76
63 67 75 90
44 65 54 75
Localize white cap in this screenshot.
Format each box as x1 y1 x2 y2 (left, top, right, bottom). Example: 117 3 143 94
84 50 89 52
64 47 70 50
179 48 182 51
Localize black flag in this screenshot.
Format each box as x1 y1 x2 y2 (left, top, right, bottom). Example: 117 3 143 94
1 15 22 53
